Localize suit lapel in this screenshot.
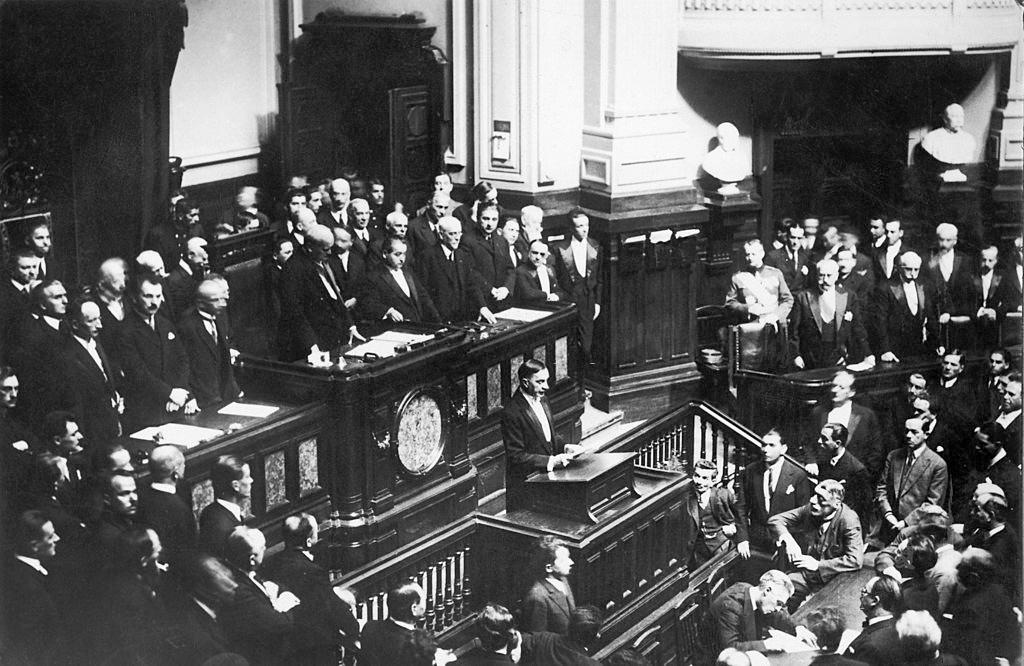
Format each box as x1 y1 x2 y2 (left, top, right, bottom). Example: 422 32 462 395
586 239 598 276
835 291 848 329
559 244 575 277
544 580 572 623
848 407 862 440
809 292 824 332
516 393 550 449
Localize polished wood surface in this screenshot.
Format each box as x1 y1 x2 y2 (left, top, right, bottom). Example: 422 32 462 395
525 452 639 523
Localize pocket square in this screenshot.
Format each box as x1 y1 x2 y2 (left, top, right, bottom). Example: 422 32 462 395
844 311 853 321
167 332 176 340
785 484 794 495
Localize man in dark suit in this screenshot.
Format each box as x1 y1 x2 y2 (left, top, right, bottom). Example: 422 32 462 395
361 237 440 323
977 348 1012 422
418 216 496 324
0 510 61 665
408 191 450 252
735 429 812 559
25 219 59 281
683 458 742 568
992 373 1021 460
706 570 805 653
501 359 583 510
836 248 873 301
969 245 1008 349
967 422 1020 525
769 479 864 611
995 237 1022 339
279 223 362 362
924 223 973 316
93 257 129 354
553 209 602 362
264 513 359 664
62 297 124 442
514 239 567 307
791 259 871 371
345 198 381 258
329 226 367 316
137 445 195 563
465 202 515 311
519 605 603 665
875 251 940 362
765 221 812 293
522 535 577 634
165 554 238 663
501 216 526 268
807 371 885 479
961 490 1020 600
198 455 251 557
360 581 427 666
87 471 140 573
219 526 299 665
844 575 902 665
178 277 240 409
875 417 949 544
934 349 978 433
116 275 196 430
816 423 872 518
317 177 351 228
872 219 910 283
368 209 417 272
0 248 39 361
12 279 70 430
164 236 208 322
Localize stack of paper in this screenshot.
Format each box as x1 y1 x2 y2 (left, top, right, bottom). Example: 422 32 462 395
218 402 279 418
130 423 224 449
494 308 550 323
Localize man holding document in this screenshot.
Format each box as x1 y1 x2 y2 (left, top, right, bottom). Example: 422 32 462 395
502 359 584 510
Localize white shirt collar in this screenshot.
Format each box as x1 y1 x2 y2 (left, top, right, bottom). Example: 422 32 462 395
829 449 846 466
74 333 96 351
391 618 417 631
997 409 1021 427
987 448 1008 468
989 524 1006 538
867 614 893 626
546 576 568 595
150 482 177 495
216 498 243 522
15 555 47 576
42 314 62 331
179 258 193 276
193 596 217 620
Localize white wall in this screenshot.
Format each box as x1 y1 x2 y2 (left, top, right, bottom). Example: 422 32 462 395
170 0 279 186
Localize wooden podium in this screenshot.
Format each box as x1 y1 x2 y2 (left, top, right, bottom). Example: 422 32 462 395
525 453 639 523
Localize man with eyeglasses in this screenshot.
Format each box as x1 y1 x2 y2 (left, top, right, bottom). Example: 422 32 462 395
845 575 902 665
706 569 818 655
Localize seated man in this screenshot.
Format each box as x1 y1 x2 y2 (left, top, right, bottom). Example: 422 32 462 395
683 459 742 569
707 569 816 654
790 259 871 371
360 581 428 666
360 237 439 323
514 239 566 306
844 575 903 665
769 479 864 612
519 605 603 665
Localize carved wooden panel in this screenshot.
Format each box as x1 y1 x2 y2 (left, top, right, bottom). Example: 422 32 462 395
388 85 434 213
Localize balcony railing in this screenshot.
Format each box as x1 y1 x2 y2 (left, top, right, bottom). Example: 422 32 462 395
678 0 1022 60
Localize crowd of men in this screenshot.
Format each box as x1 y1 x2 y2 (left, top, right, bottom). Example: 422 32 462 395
680 352 1022 664
726 216 1022 371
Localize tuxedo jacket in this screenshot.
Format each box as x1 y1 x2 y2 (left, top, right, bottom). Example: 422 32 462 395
368 234 417 273
197 501 242 557
329 250 367 302
995 265 1022 318
137 485 196 558
408 213 441 251
11 314 70 429
279 250 354 361
871 243 913 283
708 581 797 653
519 631 600 666
522 577 576 635
553 237 602 312
876 445 948 521
417 244 487 322
360 266 439 323
874 280 939 360
769 503 864 585
819 449 873 514
501 390 565 509
513 263 567 306
177 307 239 408
60 334 123 442
840 271 874 302
316 206 348 229
345 225 382 258
845 617 901 665
809 402 884 479
116 310 190 429
0 279 31 361
790 286 869 369
765 246 812 292
735 459 811 548
924 250 974 315
0 556 59 664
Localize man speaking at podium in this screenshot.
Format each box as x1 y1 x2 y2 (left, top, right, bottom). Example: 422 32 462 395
502 359 583 510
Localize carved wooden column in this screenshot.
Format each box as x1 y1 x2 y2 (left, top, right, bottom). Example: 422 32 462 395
984 37 1024 242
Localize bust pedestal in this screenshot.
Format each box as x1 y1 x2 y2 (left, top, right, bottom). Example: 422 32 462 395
699 192 762 307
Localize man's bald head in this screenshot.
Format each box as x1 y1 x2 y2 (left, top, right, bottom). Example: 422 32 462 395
899 251 922 269
136 250 166 278
196 277 229 315
149 445 185 483
305 223 334 252
294 206 317 235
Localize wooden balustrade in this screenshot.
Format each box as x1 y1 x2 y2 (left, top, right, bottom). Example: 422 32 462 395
336 518 476 637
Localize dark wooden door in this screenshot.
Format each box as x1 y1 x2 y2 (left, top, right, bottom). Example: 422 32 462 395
281 84 333 182
388 85 436 214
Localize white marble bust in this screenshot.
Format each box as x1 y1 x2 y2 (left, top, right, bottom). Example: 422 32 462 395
702 122 749 194
921 103 976 182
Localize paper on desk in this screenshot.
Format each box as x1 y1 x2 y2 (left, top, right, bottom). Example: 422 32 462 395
130 423 224 448
373 331 434 345
846 359 875 372
767 629 816 653
218 402 279 418
494 307 551 323
346 339 400 358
